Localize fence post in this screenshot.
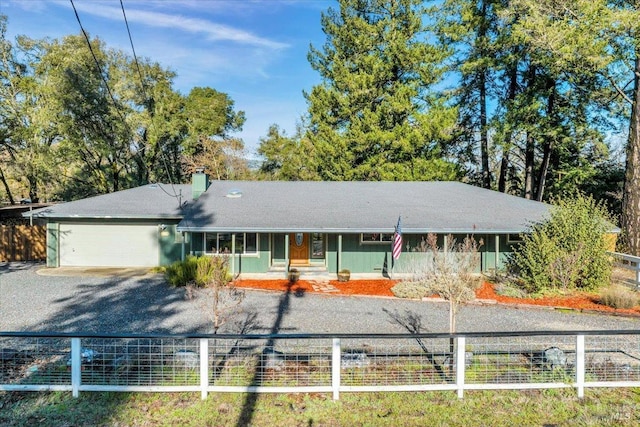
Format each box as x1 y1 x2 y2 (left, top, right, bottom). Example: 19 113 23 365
200 338 209 400
456 336 466 399
71 338 81 398
332 338 341 401
575 334 585 399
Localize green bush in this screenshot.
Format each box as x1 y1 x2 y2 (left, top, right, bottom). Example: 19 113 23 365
507 194 613 294
391 281 428 299
600 284 639 309
165 256 230 287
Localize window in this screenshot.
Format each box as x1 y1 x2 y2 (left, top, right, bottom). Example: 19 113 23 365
311 233 324 259
204 233 258 255
361 233 393 244
507 233 523 244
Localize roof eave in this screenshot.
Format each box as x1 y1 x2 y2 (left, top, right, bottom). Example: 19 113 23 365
175 226 540 234
24 213 185 220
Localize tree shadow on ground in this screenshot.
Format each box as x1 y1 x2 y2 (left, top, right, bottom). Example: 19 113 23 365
31 273 209 334
383 308 451 383
236 281 304 427
0 261 44 275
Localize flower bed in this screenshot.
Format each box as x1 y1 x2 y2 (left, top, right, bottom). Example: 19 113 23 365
234 279 640 315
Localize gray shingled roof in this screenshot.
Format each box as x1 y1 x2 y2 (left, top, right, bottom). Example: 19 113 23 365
177 181 551 234
27 184 191 219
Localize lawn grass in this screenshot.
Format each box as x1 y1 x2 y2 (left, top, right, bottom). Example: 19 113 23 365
1 388 640 426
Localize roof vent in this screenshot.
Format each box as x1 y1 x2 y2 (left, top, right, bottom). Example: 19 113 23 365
226 189 243 198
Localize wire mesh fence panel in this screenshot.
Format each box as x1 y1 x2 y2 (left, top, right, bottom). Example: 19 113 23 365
3 332 640 397
209 338 332 387
0 337 70 386
465 335 576 385
340 337 454 386
77 338 201 387
585 334 640 382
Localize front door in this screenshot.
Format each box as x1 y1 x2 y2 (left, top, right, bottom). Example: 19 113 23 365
289 233 309 265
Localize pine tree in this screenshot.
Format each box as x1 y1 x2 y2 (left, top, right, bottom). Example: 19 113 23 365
305 0 459 181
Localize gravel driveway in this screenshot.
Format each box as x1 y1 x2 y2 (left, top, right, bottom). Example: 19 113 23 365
1 262 639 335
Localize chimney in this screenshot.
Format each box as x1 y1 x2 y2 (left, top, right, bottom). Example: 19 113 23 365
192 167 209 200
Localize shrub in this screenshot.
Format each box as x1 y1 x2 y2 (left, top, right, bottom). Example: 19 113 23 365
165 256 230 287
165 256 199 287
507 194 613 294
391 281 428 299
600 284 639 309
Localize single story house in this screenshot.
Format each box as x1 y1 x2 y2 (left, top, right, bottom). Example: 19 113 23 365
27 171 554 278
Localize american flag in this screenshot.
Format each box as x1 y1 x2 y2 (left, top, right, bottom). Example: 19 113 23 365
392 216 402 260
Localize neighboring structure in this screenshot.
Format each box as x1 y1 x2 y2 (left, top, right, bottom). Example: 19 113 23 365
0 203 49 262
27 171 554 277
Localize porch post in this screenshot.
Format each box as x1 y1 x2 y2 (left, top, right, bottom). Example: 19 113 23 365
495 235 500 271
181 232 186 261
337 234 343 273
285 234 290 270
231 233 236 275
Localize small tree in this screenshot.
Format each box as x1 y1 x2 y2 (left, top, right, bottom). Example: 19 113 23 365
182 256 245 334
508 194 613 294
393 233 482 334
422 234 482 334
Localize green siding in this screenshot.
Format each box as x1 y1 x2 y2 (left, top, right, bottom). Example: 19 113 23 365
231 234 271 274
183 231 519 275
187 232 271 274
159 224 184 266
46 222 58 268
333 233 509 275
272 233 286 264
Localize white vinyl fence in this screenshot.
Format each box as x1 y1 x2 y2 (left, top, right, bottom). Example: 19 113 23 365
609 251 640 287
1 331 640 400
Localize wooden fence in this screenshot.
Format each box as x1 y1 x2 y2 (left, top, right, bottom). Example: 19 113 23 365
0 225 46 262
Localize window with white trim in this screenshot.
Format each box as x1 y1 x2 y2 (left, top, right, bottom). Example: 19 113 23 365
311 233 325 259
204 233 258 255
507 233 523 244
361 233 393 244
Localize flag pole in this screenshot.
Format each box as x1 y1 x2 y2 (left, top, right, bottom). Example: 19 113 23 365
391 216 402 280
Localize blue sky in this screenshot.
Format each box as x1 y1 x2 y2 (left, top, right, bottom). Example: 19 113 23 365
0 0 334 156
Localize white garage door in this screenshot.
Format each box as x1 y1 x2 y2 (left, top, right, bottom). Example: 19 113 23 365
59 224 159 267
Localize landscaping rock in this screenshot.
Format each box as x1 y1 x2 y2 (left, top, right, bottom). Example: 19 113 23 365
174 349 199 369
341 353 370 368
262 348 285 370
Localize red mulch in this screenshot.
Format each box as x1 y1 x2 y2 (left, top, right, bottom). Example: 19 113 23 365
234 279 396 297
234 279 640 316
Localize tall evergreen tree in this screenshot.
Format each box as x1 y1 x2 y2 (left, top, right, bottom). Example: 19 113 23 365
305 0 459 181
435 0 502 189
502 0 638 249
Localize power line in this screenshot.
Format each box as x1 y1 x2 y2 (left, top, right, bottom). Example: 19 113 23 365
69 0 127 126
119 0 180 201
120 0 146 93
69 0 182 205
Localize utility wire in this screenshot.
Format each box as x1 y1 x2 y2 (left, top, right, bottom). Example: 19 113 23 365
119 0 180 202
120 0 146 93
69 0 182 205
69 0 127 126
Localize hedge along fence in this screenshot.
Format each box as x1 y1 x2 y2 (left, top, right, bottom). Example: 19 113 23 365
1 330 640 400
0 225 46 262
